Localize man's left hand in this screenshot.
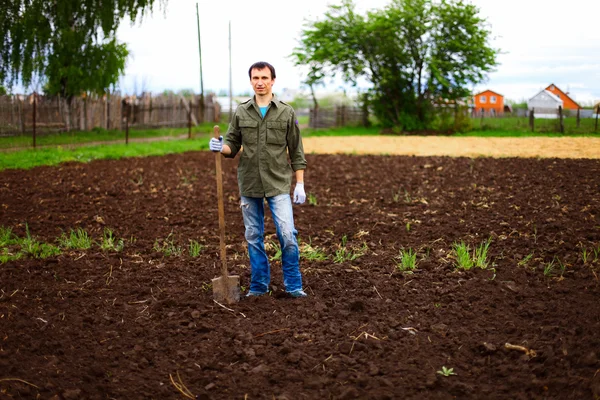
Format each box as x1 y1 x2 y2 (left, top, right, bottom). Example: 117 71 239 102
293 183 306 204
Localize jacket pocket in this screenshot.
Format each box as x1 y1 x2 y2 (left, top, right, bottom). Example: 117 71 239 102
240 119 258 144
266 121 287 145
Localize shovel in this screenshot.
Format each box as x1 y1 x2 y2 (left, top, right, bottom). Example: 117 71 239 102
211 125 241 304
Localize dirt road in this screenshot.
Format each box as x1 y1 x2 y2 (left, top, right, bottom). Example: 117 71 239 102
302 136 600 158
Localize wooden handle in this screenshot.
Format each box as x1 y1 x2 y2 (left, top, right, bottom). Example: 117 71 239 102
214 125 228 279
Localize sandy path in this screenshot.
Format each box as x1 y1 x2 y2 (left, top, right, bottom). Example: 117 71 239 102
302 136 600 159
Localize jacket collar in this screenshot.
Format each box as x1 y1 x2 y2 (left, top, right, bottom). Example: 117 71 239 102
243 94 281 110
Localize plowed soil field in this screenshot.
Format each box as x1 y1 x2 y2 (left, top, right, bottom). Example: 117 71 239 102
1 138 600 399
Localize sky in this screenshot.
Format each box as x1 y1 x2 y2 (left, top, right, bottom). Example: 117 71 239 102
116 0 600 104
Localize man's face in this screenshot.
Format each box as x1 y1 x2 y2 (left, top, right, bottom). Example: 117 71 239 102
250 67 275 96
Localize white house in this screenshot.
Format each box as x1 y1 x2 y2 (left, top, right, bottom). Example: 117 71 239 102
527 90 563 119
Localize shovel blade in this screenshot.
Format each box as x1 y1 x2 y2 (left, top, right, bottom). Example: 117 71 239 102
212 275 241 304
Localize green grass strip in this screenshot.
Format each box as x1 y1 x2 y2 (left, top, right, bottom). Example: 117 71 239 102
0 138 211 171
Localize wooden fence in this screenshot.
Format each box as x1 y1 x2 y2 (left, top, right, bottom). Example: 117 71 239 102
0 93 220 137
309 106 368 128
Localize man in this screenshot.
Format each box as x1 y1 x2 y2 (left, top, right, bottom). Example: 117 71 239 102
209 61 308 298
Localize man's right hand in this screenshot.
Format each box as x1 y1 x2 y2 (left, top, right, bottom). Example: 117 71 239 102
209 136 223 152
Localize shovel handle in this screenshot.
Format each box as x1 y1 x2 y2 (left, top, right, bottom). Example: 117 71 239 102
214 125 228 279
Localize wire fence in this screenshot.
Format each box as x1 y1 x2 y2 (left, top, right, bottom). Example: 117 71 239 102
470 106 599 134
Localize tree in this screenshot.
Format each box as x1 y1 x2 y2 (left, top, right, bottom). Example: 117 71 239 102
0 0 164 100
291 0 498 130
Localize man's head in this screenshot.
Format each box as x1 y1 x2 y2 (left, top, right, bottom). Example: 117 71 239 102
248 62 276 80
249 62 276 98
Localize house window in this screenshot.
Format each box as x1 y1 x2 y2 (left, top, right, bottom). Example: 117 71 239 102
480 95 487 103
490 96 496 104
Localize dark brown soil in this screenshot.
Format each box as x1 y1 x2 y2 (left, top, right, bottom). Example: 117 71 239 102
1 152 600 400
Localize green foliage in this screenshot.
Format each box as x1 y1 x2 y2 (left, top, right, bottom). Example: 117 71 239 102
437 366 456 377
1 0 163 96
58 227 92 250
453 238 492 270
307 193 318 206
266 241 282 262
333 235 367 263
153 232 183 257
453 241 474 270
518 253 534 267
20 225 61 259
99 228 124 252
292 0 498 129
299 242 328 261
473 238 492 269
397 248 418 273
0 226 17 247
188 240 204 257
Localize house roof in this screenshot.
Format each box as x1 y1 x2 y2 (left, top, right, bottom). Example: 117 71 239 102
473 89 503 97
528 89 562 104
545 83 581 108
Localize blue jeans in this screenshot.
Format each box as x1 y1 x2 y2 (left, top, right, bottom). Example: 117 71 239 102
240 194 303 293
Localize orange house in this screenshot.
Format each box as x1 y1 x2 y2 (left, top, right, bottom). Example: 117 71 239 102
473 90 504 115
545 84 581 110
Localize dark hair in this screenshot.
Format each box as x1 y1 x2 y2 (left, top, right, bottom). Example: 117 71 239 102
248 62 276 79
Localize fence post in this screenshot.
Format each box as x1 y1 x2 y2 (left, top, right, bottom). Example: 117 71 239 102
32 92 37 148
480 107 484 127
125 102 130 145
529 108 534 132
576 108 580 128
188 100 192 139
18 98 25 135
558 106 564 134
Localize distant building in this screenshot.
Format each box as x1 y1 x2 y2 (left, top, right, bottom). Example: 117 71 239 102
527 89 562 119
473 90 504 116
545 84 581 110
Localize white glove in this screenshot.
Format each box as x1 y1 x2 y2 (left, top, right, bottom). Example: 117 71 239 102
209 136 223 152
293 183 306 204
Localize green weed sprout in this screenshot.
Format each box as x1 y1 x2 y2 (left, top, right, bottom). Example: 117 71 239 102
153 232 183 256
333 235 367 263
453 241 474 270
266 241 282 261
307 193 318 206
473 238 492 269
299 240 328 261
518 253 534 267
453 238 492 270
0 226 17 247
99 228 124 252
437 366 456 377
58 227 92 250
188 240 204 257
397 248 418 273
543 258 555 277
21 224 61 259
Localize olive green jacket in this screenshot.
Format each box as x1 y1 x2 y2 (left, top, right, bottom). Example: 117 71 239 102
223 95 306 198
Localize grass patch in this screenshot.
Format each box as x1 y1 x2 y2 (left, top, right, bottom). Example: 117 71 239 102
396 248 418 273
332 235 368 263
99 228 125 252
153 233 184 257
452 238 492 270
58 228 93 250
188 240 204 257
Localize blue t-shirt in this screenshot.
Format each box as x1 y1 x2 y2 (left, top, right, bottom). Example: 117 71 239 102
259 106 268 118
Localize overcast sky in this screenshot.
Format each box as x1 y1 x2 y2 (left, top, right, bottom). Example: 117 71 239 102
116 0 600 104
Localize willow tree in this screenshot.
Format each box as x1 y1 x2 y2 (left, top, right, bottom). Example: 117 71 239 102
292 0 498 130
0 1 164 101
